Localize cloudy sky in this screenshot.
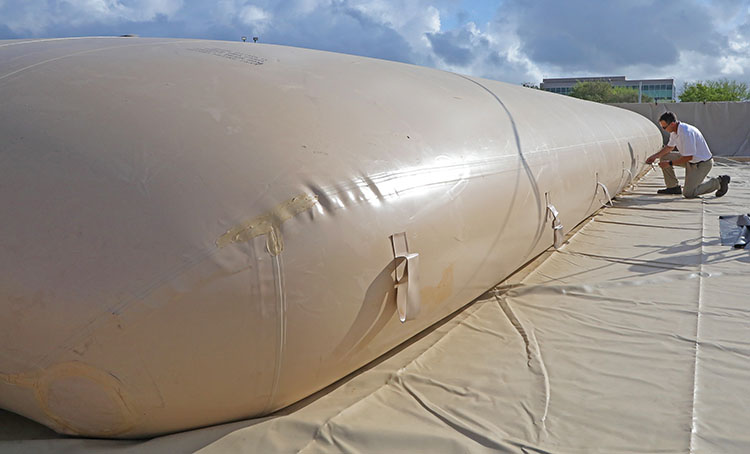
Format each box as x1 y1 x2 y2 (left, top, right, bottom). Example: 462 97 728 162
1 0 749 90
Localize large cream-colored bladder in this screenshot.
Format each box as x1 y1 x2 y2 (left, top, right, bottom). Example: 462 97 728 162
0 37 662 437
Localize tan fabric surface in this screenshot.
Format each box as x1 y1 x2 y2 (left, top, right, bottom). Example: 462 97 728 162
0 37 659 437
4 161 750 453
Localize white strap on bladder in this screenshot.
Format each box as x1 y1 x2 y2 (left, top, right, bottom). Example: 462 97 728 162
621 167 633 189
597 179 614 207
546 204 564 250
390 232 420 323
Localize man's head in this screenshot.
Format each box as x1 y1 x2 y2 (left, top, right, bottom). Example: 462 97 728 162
658 111 678 133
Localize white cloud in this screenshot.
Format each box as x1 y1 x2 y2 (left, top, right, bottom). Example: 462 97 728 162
719 55 747 76
338 0 446 61
0 0 748 88
0 0 184 34
240 5 270 22
64 0 184 21
239 5 271 33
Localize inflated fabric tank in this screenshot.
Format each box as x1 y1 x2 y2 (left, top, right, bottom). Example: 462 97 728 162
0 37 662 437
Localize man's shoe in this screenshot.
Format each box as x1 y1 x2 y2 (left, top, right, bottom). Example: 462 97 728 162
716 175 731 197
657 186 682 195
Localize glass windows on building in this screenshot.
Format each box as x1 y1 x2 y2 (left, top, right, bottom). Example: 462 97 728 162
641 83 674 100
545 87 572 94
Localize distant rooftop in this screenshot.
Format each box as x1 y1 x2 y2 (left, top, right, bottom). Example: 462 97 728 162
543 76 628 83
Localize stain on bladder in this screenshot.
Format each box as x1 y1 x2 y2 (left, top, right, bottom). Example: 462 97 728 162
0 361 136 437
217 194 318 255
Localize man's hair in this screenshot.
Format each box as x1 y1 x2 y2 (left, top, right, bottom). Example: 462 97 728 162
659 111 677 124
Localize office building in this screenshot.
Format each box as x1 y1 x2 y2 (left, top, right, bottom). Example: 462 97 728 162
541 76 675 101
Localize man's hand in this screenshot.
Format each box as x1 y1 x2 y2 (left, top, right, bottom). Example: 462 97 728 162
658 160 671 168
648 145 675 165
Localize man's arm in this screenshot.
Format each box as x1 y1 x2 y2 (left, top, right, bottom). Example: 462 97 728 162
646 145 675 164
658 154 693 168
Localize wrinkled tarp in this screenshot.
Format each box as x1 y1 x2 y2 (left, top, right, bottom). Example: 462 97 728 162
2 161 750 453
614 101 750 157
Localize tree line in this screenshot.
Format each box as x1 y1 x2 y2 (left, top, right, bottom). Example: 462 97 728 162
525 78 750 103
678 79 750 102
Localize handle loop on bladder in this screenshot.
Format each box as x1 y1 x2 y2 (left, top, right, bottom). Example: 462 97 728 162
390 233 421 322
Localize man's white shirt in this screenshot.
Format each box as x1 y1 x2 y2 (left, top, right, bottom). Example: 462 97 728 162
667 122 712 163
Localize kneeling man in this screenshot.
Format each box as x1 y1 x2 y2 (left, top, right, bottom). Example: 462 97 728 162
645 111 729 198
